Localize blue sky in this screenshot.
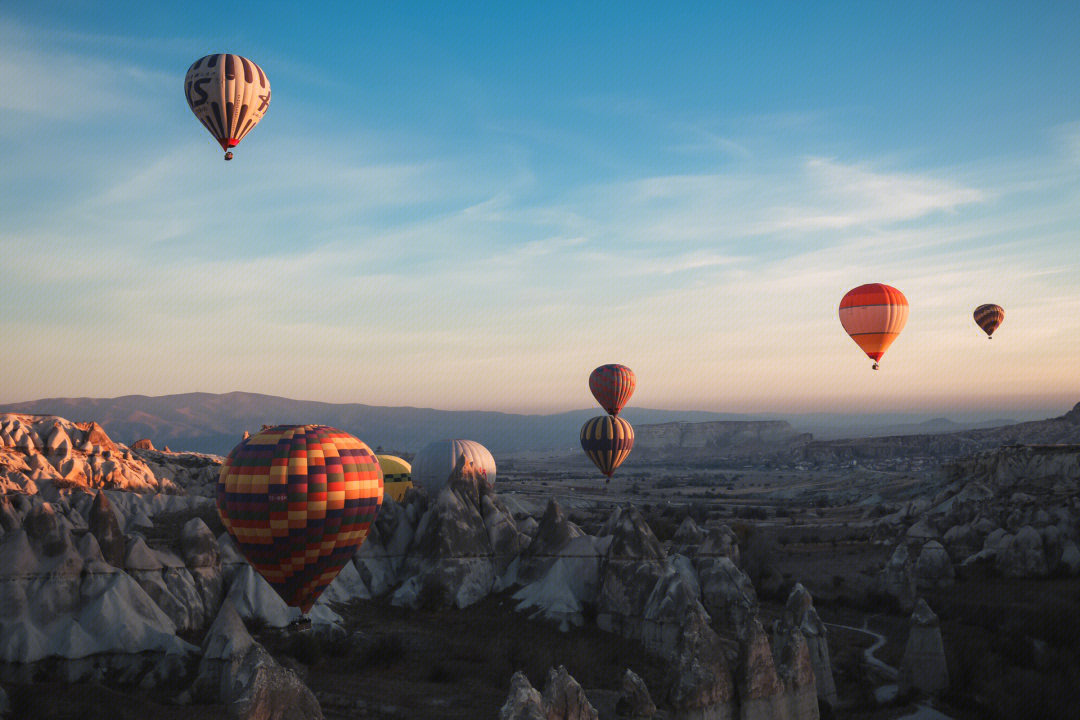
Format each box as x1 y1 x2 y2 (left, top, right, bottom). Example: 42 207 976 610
1 2 1078 418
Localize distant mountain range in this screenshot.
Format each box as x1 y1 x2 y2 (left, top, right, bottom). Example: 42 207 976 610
0 392 757 455
0 391 1062 457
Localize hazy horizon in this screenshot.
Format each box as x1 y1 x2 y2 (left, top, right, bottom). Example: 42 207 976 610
1 387 1069 427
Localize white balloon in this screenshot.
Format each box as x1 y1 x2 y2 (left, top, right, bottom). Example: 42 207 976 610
411 439 496 495
185 53 270 159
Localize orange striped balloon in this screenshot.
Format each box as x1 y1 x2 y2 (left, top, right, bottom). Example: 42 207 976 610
839 284 909 370
580 415 634 480
589 364 636 416
973 304 1004 339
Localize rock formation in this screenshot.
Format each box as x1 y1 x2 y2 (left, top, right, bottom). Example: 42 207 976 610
616 669 656 719
898 598 949 695
499 667 598 720
777 584 837 709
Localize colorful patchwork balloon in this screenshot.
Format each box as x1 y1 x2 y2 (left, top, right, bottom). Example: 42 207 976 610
580 415 634 480
589 364 636 416
217 425 383 612
839 284 909 370
185 53 270 160
973 303 1004 339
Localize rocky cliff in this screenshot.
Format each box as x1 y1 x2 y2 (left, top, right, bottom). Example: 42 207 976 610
632 420 812 460
800 402 1080 464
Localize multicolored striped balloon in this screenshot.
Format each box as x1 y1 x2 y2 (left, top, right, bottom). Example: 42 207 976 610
839 284 909 370
185 53 271 160
589 364 636 416
375 454 413 502
973 303 1004 339
580 415 634 480
217 425 383 612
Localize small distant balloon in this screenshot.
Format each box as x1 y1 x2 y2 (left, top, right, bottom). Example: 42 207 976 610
217 425 382 613
589 364 636 416
580 415 634 480
185 54 270 161
973 304 1004 339
839 284 909 370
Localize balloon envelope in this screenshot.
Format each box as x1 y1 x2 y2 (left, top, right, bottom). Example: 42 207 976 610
185 54 270 157
973 304 1004 338
580 415 634 478
375 454 413 502
217 425 383 612
589 364 636 416
839 284 909 368
412 439 496 496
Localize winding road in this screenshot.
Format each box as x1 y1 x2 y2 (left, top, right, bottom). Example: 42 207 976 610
824 618 955 720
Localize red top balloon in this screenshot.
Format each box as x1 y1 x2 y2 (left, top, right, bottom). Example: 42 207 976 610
589 364 636 416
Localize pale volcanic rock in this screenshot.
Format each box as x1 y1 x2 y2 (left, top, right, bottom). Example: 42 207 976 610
914 541 955 589
695 555 757 635
671 516 706 554
131 438 155 450
518 498 586 583
391 480 496 609
225 564 293 628
0 414 168 494
541 665 599 720
123 535 205 633
995 526 1049 578
640 556 708 656
352 526 396 598
876 544 916 612
596 505 667 640
482 491 528 575
499 672 547 720
616 669 656 720
768 620 819 720
941 523 979 562
665 608 735 719
180 517 220 569
193 601 324 720
391 456 530 610
697 524 740 566
779 583 836 709
319 558 371 604
898 598 949 695
513 534 602 631
1061 541 1080 575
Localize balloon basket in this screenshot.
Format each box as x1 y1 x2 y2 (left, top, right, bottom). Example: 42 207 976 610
286 616 312 633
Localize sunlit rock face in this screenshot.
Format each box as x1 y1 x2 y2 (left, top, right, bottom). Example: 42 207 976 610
0 414 170 494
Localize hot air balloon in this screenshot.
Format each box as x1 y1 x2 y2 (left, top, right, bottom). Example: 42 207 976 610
217 425 383 613
973 304 1004 339
580 415 634 481
589 364 636 416
375 454 413 502
839 284 909 370
185 54 270 160
412 439 496 496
